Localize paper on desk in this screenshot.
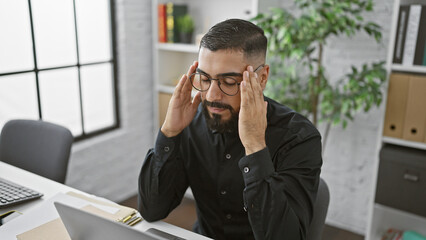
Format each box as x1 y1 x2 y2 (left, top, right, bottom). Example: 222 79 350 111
66 191 136 221
0 192 122 239
16 218 71 240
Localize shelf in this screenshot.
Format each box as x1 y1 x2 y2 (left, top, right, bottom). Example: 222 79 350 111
382 136 426 150
157 43 199 53
368 203 426 240
157 84 175 94
391 64 426 74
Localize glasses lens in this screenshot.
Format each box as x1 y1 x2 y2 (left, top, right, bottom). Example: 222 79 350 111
190 73 210 91
219 77 239 95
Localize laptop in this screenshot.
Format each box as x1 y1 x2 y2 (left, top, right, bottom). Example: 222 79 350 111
54 202 185 240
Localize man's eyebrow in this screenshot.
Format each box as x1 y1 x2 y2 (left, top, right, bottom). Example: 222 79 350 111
196 68 243 77
217 72 243 77
196 68 209 76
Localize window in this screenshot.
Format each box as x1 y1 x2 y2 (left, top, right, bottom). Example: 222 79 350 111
0 0 119 140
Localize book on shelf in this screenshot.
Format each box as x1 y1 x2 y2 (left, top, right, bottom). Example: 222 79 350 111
393 5 409 64
383 73 410 139
413 6 426 66
158 4 167 43
402 75 426 142
381 228 403 240
393 5 426 66
402 5 421 66
166 3 188 43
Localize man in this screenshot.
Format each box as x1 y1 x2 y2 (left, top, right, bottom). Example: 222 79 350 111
139 19 322 240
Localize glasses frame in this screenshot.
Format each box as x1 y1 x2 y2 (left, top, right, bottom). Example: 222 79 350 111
189 64 265 96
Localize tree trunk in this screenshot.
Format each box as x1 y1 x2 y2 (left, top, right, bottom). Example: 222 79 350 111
311 43 323 126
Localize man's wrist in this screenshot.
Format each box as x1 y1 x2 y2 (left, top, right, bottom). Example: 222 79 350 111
160 126 181 138
244 143 266 155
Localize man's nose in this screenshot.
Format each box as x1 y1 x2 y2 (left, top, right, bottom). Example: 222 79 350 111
206 80 222 101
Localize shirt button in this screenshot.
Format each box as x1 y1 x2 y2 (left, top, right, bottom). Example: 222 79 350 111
225 154 231 159
164 146 170 152
220 190 227 195
226 214 232 220
243 167 250 173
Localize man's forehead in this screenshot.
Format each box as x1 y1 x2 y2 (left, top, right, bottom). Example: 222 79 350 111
199 47 244 57
198 48 247 72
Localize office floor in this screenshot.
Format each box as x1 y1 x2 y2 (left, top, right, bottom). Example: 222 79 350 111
120 196 364 240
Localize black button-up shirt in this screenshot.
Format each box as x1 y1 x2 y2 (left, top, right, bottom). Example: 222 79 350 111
139 97 322 240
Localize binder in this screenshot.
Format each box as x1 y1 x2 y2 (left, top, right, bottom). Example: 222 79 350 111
413 6 426 66
393 5 410 64
402 5 422 66
383 73 410 138
402 75 426 142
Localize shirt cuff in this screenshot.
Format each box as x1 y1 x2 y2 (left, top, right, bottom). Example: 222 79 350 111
154 130 181 163
238 147 275 185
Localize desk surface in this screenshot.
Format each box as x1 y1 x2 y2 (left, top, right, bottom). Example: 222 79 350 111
0 161 210 239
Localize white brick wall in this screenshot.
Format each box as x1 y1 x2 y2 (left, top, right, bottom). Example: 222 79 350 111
66 0 395 235
66 0 154 203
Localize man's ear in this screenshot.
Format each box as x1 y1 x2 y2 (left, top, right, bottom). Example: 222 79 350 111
260 65 269 91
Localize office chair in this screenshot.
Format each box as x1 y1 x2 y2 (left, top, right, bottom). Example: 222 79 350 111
0 119 73 183
307 178 330 240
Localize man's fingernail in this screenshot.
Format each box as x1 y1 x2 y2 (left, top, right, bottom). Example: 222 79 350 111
254 73 258 78
248 66 253 71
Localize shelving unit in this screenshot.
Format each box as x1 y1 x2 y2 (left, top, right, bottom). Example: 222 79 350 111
392 64 426 74
368 204 426 240
366 0 426 239
382 137 426 151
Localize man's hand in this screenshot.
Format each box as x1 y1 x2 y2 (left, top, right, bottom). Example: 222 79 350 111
239 66 268 155
161 61 202 137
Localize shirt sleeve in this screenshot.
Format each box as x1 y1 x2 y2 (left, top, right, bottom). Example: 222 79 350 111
138 130 189 222
238 135 322 240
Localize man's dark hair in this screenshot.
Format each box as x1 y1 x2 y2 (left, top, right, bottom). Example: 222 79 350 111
200 19 267 60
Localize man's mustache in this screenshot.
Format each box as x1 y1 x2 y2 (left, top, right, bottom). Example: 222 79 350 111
203 100 233 111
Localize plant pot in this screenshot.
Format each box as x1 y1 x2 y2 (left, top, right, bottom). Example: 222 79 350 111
179 32 193 44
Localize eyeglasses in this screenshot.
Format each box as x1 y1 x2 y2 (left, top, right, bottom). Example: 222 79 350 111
189 64 265 96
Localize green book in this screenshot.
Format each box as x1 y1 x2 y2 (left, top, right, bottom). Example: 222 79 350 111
166 3 187 43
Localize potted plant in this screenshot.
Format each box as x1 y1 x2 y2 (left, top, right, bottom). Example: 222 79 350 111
177 14 195 44
253 0 387 149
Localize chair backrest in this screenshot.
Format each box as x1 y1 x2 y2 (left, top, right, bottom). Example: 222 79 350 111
307 178 330 240
0 119 73 183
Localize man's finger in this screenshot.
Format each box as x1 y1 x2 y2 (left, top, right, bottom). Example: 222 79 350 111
240 72 249 107
250 72 264 105
183 61 198 93
187 61 198 76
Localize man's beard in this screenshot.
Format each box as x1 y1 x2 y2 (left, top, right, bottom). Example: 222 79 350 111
202 100 239 133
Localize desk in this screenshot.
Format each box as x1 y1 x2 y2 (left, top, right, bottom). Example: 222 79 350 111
0 161 210 239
